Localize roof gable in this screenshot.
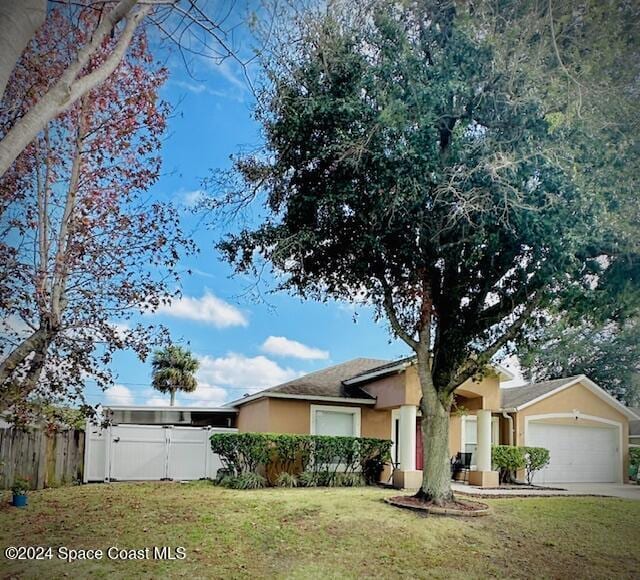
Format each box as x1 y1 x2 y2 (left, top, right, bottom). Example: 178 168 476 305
501 375 636 419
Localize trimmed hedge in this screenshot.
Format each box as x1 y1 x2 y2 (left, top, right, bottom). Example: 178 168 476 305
210 432 391 488
492 445 550 485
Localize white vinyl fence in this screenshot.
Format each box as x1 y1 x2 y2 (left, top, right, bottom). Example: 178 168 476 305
84 423 235 482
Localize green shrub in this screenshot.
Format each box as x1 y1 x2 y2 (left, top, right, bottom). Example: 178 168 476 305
335 472 365 487
492 445 527 484
210 433 392 488
298 471 318 487
275 472 298 488
11 477 30 495
210 433 271 477
222 473 267 490
523 446 551 485
214 467 234 485
492 445 551 485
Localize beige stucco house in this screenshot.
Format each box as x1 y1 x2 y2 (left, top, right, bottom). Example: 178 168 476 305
228 358 635 488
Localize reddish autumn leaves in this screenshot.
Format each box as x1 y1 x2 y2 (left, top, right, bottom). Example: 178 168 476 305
0 7 194 420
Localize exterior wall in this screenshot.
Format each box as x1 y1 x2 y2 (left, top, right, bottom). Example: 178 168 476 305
265 399 312 434
236 398 271 433
365 365 501 411
404 367 423 406
236 397 390 439
448 414 462 457
456 374 501 410
362 407 392 439
514 381 630 480
365 373 410 409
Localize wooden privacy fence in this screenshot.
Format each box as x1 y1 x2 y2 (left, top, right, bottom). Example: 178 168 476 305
0 427 84 490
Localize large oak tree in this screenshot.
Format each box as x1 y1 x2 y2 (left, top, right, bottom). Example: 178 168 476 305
214 0 639 504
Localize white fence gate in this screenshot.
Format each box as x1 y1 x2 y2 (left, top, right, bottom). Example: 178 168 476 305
84 424 235 482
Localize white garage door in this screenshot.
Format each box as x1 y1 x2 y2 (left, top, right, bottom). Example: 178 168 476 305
527 422 619 484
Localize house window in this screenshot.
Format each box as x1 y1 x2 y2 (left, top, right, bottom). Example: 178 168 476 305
310 405 361 437
462 416 499 466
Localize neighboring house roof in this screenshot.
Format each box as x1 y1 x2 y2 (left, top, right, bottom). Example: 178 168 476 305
501 375 637 420
226 358 388 407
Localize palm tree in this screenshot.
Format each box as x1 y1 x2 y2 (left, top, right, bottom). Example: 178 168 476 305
151 345 199 406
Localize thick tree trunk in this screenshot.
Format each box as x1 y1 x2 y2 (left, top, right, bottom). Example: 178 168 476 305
414 359 454 505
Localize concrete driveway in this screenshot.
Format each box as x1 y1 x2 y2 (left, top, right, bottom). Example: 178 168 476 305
452 481 640 499
560 483 640 500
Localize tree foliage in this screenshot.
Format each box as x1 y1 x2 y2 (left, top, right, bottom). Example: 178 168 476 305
519 317 640 405
211 0 639 502
0 0 252 179
0 9 194 418
151 345 199 406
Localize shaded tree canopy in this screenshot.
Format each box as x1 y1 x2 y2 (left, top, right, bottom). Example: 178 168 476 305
216 0 639 393
519 318 640 405
212 0 640 502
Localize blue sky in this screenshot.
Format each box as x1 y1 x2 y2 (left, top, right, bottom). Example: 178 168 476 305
95 22 414 409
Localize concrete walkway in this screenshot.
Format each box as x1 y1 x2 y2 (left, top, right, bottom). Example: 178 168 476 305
452 481 640 500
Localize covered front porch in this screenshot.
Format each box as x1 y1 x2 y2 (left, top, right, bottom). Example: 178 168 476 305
351 358 509 489
389 394 501 490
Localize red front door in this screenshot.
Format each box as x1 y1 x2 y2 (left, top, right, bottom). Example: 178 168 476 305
416 417 423 470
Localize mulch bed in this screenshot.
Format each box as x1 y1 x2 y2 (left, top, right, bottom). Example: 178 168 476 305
385 494 490 517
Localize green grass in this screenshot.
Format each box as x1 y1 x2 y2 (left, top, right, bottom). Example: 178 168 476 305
1 483 638 579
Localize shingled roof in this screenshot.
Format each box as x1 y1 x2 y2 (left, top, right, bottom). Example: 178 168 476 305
229 358 388 406
500 376 583 409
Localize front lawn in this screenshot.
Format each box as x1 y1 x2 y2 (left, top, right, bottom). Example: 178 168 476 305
1 483 638 579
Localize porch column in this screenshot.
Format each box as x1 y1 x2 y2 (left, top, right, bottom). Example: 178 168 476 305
476 409 492 472
467 409 499 487
393 405 422 489
398 404 416 471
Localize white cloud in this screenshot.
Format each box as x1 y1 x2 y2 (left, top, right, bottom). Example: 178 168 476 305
499 355 527 388
180 382 228 407
172 79 207 94
108 321 131 340
214 59 247 92
145 395 170 407
0 315 32 339
171 78 242 102
261 336 329 360
104 384 135 406
196 353 300 391
182 189 205 207
155 292 248 328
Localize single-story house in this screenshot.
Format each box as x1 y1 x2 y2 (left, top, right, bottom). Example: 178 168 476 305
227 358 635 487
86 357 635 487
